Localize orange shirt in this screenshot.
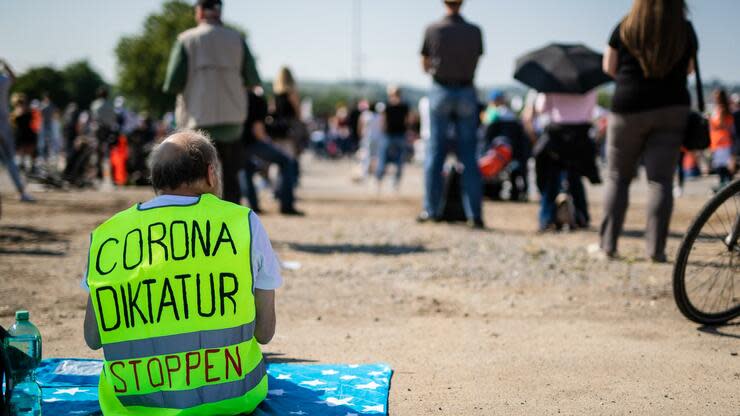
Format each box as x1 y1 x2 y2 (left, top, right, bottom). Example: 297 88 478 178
709 111 734 151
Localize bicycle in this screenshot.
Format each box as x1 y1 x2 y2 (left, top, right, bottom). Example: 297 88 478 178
673 178 740 325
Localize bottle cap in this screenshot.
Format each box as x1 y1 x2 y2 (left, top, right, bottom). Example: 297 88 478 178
15 310 29 321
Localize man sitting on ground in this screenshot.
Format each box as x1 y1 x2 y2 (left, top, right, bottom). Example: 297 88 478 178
83 130 281 415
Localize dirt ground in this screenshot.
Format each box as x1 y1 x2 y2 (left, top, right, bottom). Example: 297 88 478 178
0 159 738 415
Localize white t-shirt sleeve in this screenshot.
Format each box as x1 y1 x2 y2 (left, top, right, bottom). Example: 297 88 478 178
249 211 283 291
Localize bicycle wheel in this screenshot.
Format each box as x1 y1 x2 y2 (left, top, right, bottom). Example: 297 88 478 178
673 178 740 325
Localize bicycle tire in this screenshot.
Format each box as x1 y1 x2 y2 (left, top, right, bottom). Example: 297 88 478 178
673 179 740 325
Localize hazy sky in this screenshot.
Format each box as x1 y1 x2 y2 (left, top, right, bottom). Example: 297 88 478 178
1 0 738 88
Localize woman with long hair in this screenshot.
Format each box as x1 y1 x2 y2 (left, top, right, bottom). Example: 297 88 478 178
270 66 304 157
709 89 736 189
599 0 698 262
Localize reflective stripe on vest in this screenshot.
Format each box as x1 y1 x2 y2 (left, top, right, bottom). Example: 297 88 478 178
117 359 265 409
103 320 255 361
88 194 266 415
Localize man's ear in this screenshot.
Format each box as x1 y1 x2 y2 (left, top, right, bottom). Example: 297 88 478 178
206 164 217 188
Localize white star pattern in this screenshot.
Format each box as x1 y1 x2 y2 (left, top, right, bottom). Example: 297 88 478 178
299 379 326 387
53 388 88 396
356 381 381 390
324 396 353 406
42 361 393 414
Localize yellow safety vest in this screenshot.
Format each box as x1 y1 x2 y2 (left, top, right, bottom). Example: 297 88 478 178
87 194 267 416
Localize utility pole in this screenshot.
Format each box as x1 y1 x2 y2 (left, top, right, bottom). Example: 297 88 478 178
351 0 363 97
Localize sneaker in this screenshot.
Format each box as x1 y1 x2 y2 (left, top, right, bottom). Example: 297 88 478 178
650 253 668 264
587 243 617 261
20 193 36 203
280 207 305 217
416 211 438 223
467 218 485 230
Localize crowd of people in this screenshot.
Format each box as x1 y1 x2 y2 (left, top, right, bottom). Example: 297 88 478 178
0 0 737 239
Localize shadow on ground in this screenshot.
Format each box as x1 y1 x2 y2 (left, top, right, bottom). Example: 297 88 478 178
697 323 740 340
264 352 318 364
0 225 70 256
279 242 437 256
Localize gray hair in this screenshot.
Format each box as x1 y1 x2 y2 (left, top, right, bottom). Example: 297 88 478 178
148 130 220 192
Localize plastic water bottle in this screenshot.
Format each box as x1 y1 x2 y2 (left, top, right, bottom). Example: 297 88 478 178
9 377 42 416
6 310 42 416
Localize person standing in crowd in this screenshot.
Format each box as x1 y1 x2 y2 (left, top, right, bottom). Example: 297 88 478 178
163 0 261 204
83 130 278 415
38 93 56 162
242 87 303 215
526 90 599 231
599 0 698 262
356 101 385 181
271 66 305 158
376 86 409 191
62 102 81 159
732 93 740 163
0 59 33 202
11 93 38 174
90 87 118 179
419 0 485 229
484 90 531 202
709 89 736 189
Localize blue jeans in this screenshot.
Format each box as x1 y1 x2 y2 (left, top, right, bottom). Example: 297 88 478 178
376 133 406 184
0 120 26 195
242 139 298 211
538 162 589 229
424 84 482 220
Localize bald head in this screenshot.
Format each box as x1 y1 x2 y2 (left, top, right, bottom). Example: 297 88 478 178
149 130 222 196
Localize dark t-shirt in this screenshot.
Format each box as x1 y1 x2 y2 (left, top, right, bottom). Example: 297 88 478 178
384 103 409 136
609 21 698 114
421 14 483 86
274 93 296 120
733 110 740 155
242 92 268 145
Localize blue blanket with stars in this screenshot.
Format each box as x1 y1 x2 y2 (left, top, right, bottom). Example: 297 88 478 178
35 359 392 415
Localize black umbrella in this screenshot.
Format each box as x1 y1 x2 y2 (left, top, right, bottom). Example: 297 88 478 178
514 43 612 94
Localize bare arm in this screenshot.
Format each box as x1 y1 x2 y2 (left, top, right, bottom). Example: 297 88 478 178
254 289 276 344
603 46 618 78
84 296 102 350
252 121 269 142
421 56 432 73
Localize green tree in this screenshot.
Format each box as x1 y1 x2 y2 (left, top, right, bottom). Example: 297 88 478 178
12 66 68 105
114 0 195 116
61 60 106 110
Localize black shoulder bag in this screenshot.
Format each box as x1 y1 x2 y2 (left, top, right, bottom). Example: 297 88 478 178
683 50 710 150
0 325 13 416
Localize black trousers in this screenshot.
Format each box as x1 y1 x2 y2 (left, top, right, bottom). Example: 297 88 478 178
214 141 243 204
